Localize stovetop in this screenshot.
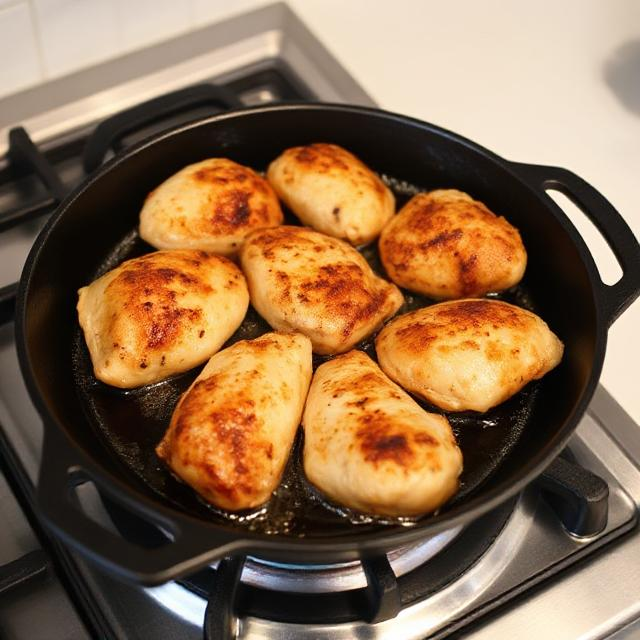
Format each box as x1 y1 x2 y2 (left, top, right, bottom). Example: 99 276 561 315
1 4 639 640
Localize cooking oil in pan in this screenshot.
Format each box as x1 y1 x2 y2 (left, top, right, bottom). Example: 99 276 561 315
72 175 542 538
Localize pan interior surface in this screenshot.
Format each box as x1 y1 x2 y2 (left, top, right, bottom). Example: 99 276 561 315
72 176 543 539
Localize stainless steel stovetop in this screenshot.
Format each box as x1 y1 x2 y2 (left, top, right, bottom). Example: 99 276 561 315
1 4 639 639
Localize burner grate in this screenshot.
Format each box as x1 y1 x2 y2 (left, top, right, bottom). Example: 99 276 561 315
176 498 515 635
0 550 49 596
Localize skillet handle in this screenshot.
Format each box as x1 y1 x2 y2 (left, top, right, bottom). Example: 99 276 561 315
510 162 640 326
37 427 246 585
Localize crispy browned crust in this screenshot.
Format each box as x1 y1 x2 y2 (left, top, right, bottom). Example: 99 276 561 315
375 299 564 412
240 226 404 354
189 161 281 233
266 144 393 245
160 372 267 506
319 355 446 473
139 158 283 255
282 143 386 193
302 350 462 515
78 249 249 388
379 189 526 299
389 299 529 353
103 251 238 367
156 332 312 510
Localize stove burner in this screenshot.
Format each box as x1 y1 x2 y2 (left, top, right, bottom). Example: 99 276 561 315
174 496 515 635
237 526 464 593
139 452 626 640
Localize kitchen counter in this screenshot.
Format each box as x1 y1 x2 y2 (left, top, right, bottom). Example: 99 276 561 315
279 0 640 426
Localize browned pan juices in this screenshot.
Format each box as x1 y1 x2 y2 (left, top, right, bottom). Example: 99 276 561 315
72 174 543 537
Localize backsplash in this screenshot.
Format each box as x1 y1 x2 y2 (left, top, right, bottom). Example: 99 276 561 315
0 0 268 100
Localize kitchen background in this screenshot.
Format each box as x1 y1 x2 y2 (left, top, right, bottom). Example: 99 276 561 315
1 0 638 427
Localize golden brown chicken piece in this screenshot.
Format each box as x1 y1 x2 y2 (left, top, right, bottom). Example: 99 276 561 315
376 299 564 413
240 226 404 355
156 332 312 511
379 189 527 299
267 143 395 245
77 250 249 388
303 351 462 516
139 158 283 257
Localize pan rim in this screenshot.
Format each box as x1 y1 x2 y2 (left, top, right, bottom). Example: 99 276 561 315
15 102 607 559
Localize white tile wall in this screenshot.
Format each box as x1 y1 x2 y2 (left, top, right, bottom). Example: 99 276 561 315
0 0 268 100
31 0 119 78
0 3 42 99
192 0 268 25
115 0 191 52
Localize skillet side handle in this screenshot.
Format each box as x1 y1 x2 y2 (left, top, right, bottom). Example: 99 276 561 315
510 162 640 327
537 456 608 537
37 427 244 585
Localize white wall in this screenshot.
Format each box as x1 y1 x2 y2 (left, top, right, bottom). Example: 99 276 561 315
0 0 269 99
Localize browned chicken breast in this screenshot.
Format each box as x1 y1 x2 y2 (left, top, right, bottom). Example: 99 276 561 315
267 143 395 245
77 250 249 388
376 299 564 413
379 189 527 299
156 332 312 511
240 226 404 355
139 158 283 257
303 351 462 516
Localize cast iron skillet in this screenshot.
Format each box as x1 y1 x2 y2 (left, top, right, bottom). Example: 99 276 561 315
16 104 640 585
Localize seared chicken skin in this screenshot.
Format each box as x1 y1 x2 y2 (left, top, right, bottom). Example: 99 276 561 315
77 250 249 388
157 332 312 511
376 299 564 413
240 226 404 355
303 351 462 516
267 143 395 245
379 189 526 299
139 158 283 257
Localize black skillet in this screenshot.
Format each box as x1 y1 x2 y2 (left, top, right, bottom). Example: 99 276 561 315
16 104 640 584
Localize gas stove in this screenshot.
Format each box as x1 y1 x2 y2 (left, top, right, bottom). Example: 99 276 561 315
1 4 639 639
